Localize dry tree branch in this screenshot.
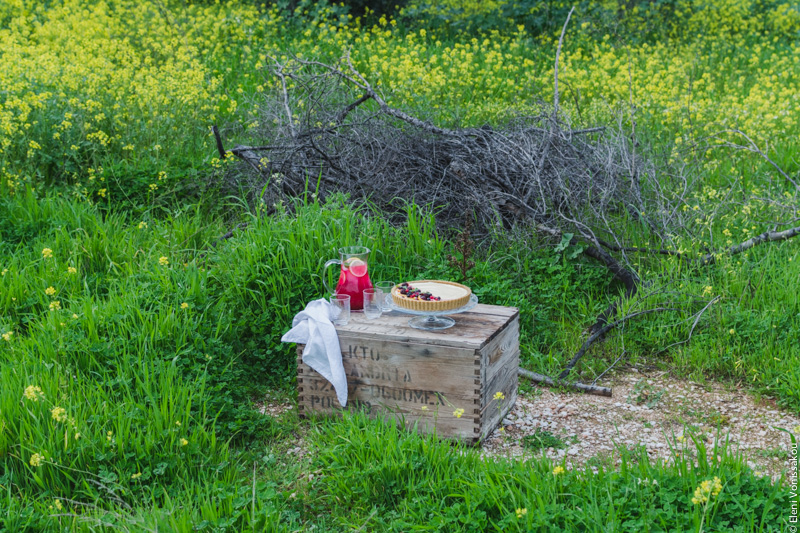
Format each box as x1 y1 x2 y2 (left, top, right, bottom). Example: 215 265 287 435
518 368 612 397
268 55 298 138
710 128 800 190
553 6 575 116
655 296 721 355
558 307 678 379
699 225 800 266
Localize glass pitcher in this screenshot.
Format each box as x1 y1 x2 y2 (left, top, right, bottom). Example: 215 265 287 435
323 246 373 310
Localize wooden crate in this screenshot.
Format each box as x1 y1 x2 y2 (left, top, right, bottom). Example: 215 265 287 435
296 303 519 443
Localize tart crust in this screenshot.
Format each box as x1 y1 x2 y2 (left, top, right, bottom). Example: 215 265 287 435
391 280 472 312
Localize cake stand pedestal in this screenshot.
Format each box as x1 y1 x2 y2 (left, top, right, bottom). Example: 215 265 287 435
384 294 479 330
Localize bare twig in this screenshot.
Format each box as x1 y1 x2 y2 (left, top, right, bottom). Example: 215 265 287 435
699 225 800 266
710 129 800 190
268 55 297 138
655 296 721 355
519 368 612 397
553 7 575 116
212 125 226 159
558 307 678 380
591 350 627 386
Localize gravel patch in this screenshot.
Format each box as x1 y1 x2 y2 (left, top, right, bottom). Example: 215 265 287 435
482 370 799 482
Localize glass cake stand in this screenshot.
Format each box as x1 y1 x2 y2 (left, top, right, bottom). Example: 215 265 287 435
384 293 479 330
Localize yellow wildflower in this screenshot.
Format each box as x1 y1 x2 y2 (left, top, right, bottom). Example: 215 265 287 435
107 431 113 442
176 421 181 426
97 188 107 198
493 391 505 401
729 329 735 335
51 406 67 423
131 472 142 479
138 221 147 229
23 385 44 401
692 477 723 505
29 453 44 467
42 248 53 259
712 476 723 496
180 302 189 309
180 438 188 446
2 331 12 342
49 301 61 311
453 408 465 419
553 466 565 475
793 425 800 435
677 435 686 443
1 268 7 276
158 256 169 266
67 266 77 274
45 286 56 296
149 183 158 191
702 286 713 297
71 314 79 319
53 499 63 511
515 508 527 519
420 406 428 411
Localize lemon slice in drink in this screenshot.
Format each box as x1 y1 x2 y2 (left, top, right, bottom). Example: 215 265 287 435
346 258 368 277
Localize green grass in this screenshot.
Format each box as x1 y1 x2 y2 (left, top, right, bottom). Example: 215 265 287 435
521 429 570 451
303 413 787 532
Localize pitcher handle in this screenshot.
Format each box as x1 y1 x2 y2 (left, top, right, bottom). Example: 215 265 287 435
322 259 341 295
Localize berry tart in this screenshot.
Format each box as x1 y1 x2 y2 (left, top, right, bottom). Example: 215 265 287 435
391 280 472 312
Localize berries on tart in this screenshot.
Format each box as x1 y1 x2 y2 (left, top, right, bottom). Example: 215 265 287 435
391 280 472 312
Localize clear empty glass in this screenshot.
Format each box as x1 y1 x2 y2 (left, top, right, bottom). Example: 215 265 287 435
363 289 382 319
375 281 394 312
329 294 350 326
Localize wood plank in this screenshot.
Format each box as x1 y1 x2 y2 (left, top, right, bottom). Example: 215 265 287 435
335 342 480 393
480 385 517 441
481 348 518 438
336 305 517 349
465 303 519 318
299 373 479 409
298 373 481 441
482 318 520 385
303 404 481 442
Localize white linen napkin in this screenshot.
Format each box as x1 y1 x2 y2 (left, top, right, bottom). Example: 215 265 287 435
281 298 348 406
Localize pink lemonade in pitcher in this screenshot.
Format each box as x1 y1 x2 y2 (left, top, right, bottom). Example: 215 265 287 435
323 246 374 310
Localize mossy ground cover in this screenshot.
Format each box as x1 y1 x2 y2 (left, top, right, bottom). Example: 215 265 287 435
1 0 798 530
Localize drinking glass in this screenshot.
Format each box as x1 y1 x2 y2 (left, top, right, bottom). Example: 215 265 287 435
363 289 382 320
375 281 394 312
329 294 351 326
